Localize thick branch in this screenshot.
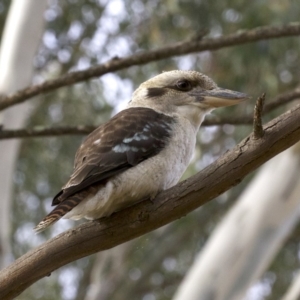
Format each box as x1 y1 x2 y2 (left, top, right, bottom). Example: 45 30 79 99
1 104 300 299
0 23 299 111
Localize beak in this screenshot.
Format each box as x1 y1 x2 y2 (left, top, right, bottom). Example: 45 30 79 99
200 87 250 108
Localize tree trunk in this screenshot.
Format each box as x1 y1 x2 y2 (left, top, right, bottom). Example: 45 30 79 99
0 0 47 268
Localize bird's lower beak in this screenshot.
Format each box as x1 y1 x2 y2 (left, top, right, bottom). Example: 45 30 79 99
201 88 250 107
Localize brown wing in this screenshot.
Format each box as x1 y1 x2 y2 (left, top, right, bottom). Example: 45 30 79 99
52 107 175 205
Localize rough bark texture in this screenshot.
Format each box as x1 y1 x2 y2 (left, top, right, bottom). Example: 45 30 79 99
0 103 300 299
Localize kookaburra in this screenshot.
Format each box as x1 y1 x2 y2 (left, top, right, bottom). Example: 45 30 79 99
34 70 248 232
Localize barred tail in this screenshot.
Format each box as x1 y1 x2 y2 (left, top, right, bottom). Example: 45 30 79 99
34 197 81 233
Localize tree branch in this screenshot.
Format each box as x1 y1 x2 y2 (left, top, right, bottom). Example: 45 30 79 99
0 125 95 139
263 87 300 112
0 23 299 111
1 88 300 140
203 87 300 126
1 103 300 299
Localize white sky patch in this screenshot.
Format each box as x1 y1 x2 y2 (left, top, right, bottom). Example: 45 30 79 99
44 6 60 22
176 55 196 70
200 126 218 144
15 223 46 246
43 30 57 49
59 267 80 300
244 279 273 300
68 21 84 41
89 28 107 52
100 73 133 112
58 49 71 63
99 15 120 34
50 219 75 237
106 36 132 57
105 0 126 18
76 57 91 70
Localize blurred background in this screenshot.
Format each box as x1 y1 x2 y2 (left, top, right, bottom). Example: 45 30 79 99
0 0 300 299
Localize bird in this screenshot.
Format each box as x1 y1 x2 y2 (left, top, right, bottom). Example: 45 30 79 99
34 70 248 233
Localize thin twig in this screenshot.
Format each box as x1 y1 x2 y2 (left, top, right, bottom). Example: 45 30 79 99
207 88 300 126
253 93 266 139
0 23 299 111
264 88 300 112
0 125 95 139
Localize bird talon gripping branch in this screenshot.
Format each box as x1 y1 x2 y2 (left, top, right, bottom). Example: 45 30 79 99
34 70 248 233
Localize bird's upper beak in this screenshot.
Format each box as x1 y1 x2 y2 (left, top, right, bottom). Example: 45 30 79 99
198 87 250 108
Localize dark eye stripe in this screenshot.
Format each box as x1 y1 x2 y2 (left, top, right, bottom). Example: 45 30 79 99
147 87 167 98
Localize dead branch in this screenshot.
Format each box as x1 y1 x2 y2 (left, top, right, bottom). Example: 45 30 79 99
253 93 266 139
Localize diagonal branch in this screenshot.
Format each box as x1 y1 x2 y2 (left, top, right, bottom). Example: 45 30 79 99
1 103 300 299
0 23 300 112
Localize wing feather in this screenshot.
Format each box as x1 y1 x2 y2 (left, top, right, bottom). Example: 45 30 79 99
52 107 175 205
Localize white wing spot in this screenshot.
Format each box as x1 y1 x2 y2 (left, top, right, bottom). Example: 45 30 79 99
133 132 149 141
143 124 151 132
123 137 134 143
113 144 139 152
123 133 149 143
113 144 129 153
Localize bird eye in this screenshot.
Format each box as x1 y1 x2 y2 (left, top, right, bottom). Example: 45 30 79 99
176 80 192 91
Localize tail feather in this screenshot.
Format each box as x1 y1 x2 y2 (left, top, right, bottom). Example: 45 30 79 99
34 197 82 233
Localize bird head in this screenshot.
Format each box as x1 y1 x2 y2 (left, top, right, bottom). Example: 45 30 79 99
128 70 249 128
